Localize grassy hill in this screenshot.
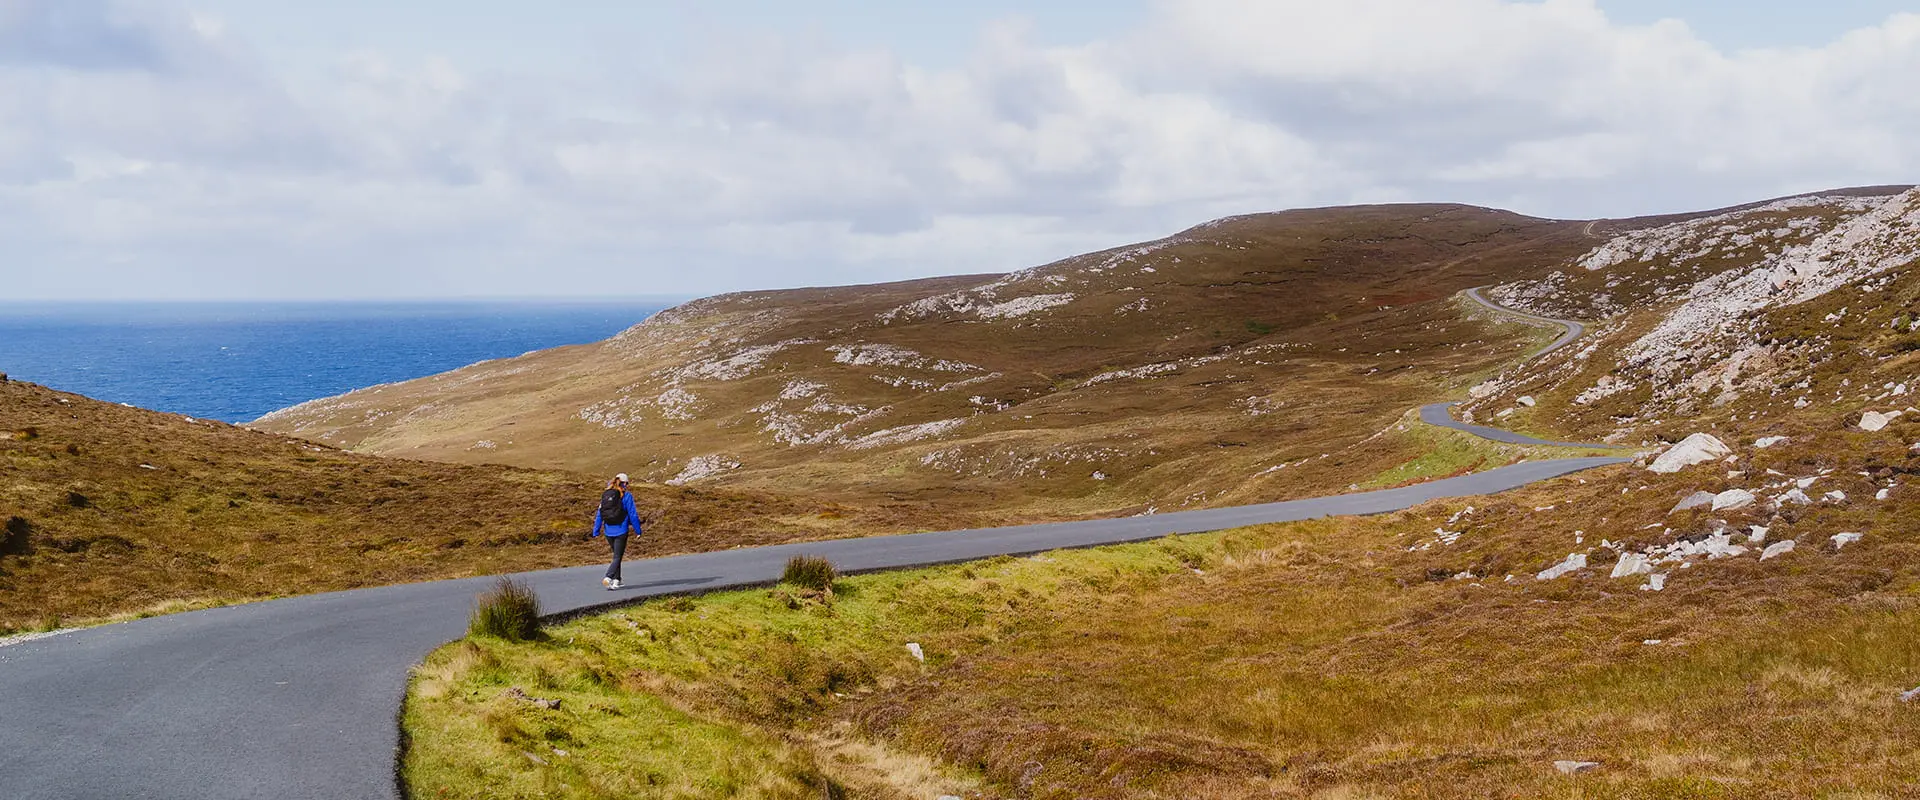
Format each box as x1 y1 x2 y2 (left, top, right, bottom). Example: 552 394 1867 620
255 204 1603 525
0 379 945 632
399 187 1920 798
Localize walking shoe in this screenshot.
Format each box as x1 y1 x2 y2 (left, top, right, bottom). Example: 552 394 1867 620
610 579 622 589
601 576 612 587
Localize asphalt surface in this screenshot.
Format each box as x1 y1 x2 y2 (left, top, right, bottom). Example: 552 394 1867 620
0 289 1626 800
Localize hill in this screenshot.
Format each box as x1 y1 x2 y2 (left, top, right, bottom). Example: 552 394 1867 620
399 186 1920 798
0 379 935 631
255 204 1605 524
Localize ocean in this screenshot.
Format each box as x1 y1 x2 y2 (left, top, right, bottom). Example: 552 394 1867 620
0 301 673 423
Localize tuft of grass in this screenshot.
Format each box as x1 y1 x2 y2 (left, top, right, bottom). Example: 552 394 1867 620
468 577 541 641
781 555 837 592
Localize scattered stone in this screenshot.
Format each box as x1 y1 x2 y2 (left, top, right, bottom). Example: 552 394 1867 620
1642 573 1667 591
1670 491 1716 513
1610 552 1653 578
1860 410 1904 432
1831 532 1863 550
1643 639 1662 645
523 751 548 766
1760 540 1796 561
1824 490 1848 503
1711 489 1756 511
1517 395 1537 407
1776 489 1813 506
1878 488 1892 501
1748 525 1770 543
1536 553 1588 581
905 642 925 662
1703 532 1748 559
1554 760 1602 775
1754 435 1790 449
502 687 561 710
1901 687 1920 703
1647 433 1732 474
138 464 159 470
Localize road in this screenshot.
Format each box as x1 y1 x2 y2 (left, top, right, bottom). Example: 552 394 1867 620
0 289 1625 800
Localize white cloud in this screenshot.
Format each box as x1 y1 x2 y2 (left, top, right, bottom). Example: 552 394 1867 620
3 0 1919 299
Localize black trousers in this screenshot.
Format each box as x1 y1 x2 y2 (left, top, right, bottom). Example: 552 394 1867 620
605 534 628 582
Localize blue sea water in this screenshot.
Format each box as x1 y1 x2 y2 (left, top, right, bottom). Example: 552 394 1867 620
0 301 673 423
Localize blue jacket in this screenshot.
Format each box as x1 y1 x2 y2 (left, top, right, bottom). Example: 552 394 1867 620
591 491 642 538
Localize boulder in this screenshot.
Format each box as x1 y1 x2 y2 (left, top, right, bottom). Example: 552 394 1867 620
1703 533 1747 559
1901 686 1920 703
1823 490 1847 503
1711 489 1756 511
1517 396 1537 407
1610 552 1652 578
1554 760 1602 775
1535 553 1587 581
1641 573 1667 591
1748 525 1770 543
1860 410 1903 432
1831 532 1863 550
905 642 926 662
1670 491 1716 513
1647 433 1733 474
1877 488 1892 501
1760 540 1796 561
1754 435 1789 449
1776 489 1813 506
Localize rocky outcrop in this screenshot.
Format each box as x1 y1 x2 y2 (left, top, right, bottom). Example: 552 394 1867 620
1647 433 1732 474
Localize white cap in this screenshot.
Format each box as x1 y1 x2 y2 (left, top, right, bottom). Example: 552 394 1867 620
615 473 629 483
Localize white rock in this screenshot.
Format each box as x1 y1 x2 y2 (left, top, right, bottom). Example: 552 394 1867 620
1496 408 1516 419
1670 491 1716 513
1831 532 1863 550
1554 760 1602 775
1610 552 1653 578
1703 533 1748 559
1796 477 1819 489
1824 490 1848 503
1860 410 1903 432
1517 395 1537 407
1901 686 1920 703
1760 540 1796 561
905 642 925 662
1711 489 1756 511
1748 525 1770 543
1754 435 1790 449
1641 573 1667 591
1878 487 1893 501
1535 553 1588 581
1776 489 1813 506
1647 433 1733 474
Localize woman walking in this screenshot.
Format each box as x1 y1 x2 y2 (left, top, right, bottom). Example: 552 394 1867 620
590 473 641 589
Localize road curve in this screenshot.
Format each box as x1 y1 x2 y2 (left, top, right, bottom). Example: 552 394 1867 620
0 288 1628 800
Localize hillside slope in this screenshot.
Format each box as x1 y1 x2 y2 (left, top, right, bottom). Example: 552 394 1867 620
0 379 931 631
256 204 1602 523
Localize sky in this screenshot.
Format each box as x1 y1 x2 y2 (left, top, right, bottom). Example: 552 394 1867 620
3 0 1918 301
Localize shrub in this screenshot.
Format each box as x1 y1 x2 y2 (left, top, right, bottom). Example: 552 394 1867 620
468 577 541 641
781 554 837 592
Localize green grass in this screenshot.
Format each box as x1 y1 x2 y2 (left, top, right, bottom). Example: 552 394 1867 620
470 577 542 641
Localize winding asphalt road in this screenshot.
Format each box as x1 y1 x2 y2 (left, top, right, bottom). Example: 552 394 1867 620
0 291 1624 800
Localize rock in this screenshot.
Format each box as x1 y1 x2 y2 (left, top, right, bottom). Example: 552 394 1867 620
1877 488 1892 501
1496 408 1516 419
1831 532 1863 550
1823 490 1848 503
1670 491 1716 513
1554 760 1602 775
533 698 561 710
1535 553 1588 581
1517 395 1537 407
1641 573 1667 591
1902 687 1920 703
906 642 925 662
1754 435 1789 449
1711 489 1756 511
1610 552 1653 578
1760 540 1796 561
1776 489 1813 506
1860 410 1903 432
1647 433 1733 474
1703 532 1748 559
522 751 547 766
939 796 963 800
1748 525 1770 543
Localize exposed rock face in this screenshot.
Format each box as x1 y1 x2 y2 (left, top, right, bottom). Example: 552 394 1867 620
1647 433 1732 474
1861 410 1903 432
1535 552 1587 581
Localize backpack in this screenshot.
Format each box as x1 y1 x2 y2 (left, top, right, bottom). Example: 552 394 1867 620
598 489 628 527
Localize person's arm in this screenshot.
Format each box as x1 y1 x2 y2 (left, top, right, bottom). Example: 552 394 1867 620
624 494 642 535
589 507 603 538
